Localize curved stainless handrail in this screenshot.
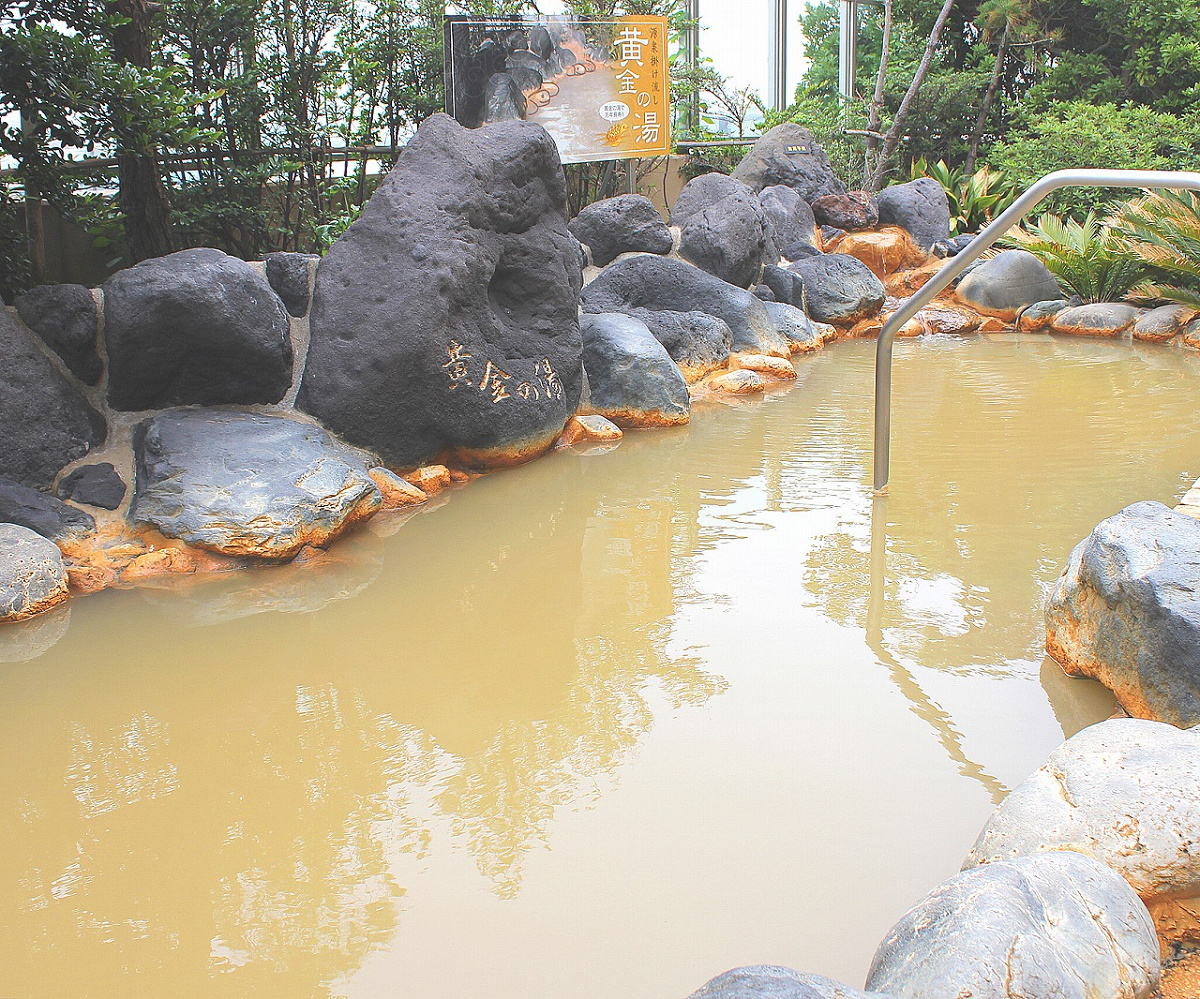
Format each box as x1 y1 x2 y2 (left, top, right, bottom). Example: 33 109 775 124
873 169 1200 495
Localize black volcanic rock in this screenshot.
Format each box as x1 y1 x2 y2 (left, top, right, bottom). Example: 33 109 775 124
569 195 672 266
14 283 102 384
265 252 316 317
55 462 127 511
297 113 583 470
731 124 846 201
103 247 292 411
0 309 105 488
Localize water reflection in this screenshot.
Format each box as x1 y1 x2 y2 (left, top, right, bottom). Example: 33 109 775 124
1 335 1195 997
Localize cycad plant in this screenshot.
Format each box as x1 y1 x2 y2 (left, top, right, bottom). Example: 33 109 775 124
1112 190 1200 308
1001 212 1148 303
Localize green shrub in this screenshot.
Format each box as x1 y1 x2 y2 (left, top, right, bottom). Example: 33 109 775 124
1114 189 1200 309
987 102 1200 218
907 157 1021 236
1002 212 1148 303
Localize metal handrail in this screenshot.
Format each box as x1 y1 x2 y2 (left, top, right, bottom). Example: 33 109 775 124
872 168 1200 495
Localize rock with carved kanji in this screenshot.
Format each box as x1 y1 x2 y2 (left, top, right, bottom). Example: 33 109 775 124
297 113 582 470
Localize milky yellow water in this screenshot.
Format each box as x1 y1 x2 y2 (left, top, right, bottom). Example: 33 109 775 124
2 334 1196 999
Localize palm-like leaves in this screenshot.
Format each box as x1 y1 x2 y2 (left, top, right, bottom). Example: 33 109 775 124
1001 212 1148 303
1112 190 1200 309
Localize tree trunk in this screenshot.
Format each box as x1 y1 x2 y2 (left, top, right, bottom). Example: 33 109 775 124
863 0 893 188
108 0 174 260
964 23 1008 175
865 0 958 192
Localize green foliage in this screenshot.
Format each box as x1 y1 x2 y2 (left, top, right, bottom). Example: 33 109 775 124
986 102 1200 217
1112 190 1200 309
907 157 1020 235
1002 211 1148 302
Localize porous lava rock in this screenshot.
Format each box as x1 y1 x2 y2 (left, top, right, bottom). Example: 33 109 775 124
55 463 127 511
811 191 878 231
1046 500 1200 727
759 184 818 254
0 524 69 623
298 113 582 470
954 250 1061 320
964 718 1200 949
265 251 317 317
1051 302 1143 337
731 124 846 202
787 253 884 325
875 178 951 250
103 247 292 411
866 851 1160 999
0 309 106 489
581 313 689 428
670 175 772 288
687 965 889 999
14 283 103 384
669 173 748 227
678 190 772 288
131 409 382 560
0 476 94 540
582 254 786 366
763 301 822 353
569 194 672 267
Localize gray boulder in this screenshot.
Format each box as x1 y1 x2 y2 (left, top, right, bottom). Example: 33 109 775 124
876 178 951 250
569 194 672 267
582 254 786 363
0 523 69 623
669 173 750 227
759 185 818 255
788 253 884 325
131 409 382 560
678 185 772 288
811 191 878 232
955 249 1062 320
965 718 1200 914
581 313 689 428
628 311 732 381
731 124 846 201
688 966 888 999
759 264 806 309
1046 500 1200 726
866 852 1159 999
0 476 94 540
0 308 106 489
104 247 293 411
14 283 103 384
55 462 127 511
298 113 582 470
1016 298 1073 332
764 301 822 353
264 252 316 317
1051 302 1143 337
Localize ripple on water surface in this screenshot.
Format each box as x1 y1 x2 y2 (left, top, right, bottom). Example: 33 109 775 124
5 334 1198 998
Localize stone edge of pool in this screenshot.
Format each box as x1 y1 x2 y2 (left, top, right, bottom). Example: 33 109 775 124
3 115 1200 998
